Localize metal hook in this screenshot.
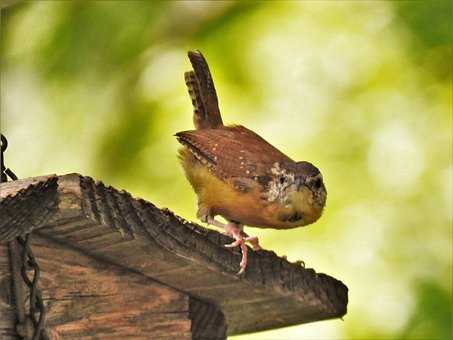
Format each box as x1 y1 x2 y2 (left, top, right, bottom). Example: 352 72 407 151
1 134 8 152
1 134 7 182
1 134 18 181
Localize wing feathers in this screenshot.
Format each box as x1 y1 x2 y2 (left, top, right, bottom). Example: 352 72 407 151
176 126 292 182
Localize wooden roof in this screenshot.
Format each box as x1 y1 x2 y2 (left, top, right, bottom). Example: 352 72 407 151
0 174 348 335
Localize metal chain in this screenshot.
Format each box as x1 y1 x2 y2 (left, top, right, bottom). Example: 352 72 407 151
17 235 48 340
1 134 48 340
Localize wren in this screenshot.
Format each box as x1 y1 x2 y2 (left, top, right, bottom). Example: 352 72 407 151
176 51 326 274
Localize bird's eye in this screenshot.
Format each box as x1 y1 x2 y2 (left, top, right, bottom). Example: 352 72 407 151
312 177 322 189
279 176 285 184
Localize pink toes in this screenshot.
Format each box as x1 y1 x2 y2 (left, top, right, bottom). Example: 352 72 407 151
244 236 262 251
206 218 262 274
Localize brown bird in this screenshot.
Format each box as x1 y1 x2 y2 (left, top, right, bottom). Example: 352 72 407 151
176 50 327 274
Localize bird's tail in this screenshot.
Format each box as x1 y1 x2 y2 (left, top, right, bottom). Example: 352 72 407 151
185 50 223 130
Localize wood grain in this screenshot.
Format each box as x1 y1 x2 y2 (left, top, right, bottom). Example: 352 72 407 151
0 243 18 339
0 176 58 242
31 235 192 339
0 236 226 339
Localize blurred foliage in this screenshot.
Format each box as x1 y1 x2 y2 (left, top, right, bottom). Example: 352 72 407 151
394 0 452 82
1 1 451 339
400 281 452 340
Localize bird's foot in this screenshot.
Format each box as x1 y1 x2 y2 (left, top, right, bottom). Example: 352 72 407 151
206 217 261 274
241 231 262 251
224 222 248 275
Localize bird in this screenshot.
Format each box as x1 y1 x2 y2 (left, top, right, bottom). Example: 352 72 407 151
176 50 327 274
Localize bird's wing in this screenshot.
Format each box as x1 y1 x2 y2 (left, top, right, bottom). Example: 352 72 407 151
176 125 292 190
186 50 223 129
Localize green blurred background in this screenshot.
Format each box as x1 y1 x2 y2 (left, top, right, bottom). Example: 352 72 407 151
1 1 451 339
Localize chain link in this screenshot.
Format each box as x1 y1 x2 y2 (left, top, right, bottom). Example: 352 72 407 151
17 234 48 340
1 134 47 340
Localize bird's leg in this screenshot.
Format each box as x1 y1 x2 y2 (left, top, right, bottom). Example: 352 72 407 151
224 221 248 275
206 216 228 229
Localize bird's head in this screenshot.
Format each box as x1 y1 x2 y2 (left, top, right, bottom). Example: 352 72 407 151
272 161 327 226
293 160 326 199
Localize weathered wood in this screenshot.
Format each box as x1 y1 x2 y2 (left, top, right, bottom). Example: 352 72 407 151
0 243 18 339
0 174 348 335
190 297 226 339
0 235 226 339
0 176 58 241
34 235 193 339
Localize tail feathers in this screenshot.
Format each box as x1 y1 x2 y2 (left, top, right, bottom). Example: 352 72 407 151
185 71 206 129
186 50 223 129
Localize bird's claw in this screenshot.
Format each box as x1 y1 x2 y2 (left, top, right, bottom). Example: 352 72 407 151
237 261 246 275
236 243 248 275
206 217 261 275
244 236 262 251
222 223 250 275
225 240 241 248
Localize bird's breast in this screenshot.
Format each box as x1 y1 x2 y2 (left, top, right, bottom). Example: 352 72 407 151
179 148 313 229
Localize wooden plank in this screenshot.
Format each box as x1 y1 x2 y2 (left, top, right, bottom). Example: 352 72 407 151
0 237 227 339
189 298 226 340
0 174 348 335
8 235 193 339
0 243 18 340
0 176 59 241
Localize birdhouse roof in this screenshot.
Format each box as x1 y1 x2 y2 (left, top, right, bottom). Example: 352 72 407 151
0 173 348 335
